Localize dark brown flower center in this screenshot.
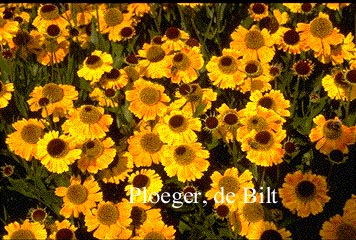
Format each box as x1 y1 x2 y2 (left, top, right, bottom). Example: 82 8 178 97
252 3 266 14
105 88 116 98
82 139 104 160
283 29 300 45
259 16 279 34
40 4 59 20
86 55 103 68
258 96 274 109
218 56 238 74
216 204 230 218
31 208 47 222
260 229 283 240
165 27 180 40
120 26 134 38
294 60 313 77
295 180 316 201
173 52 190 70
126 55 138 65
323 120 342 139
106 68 120 79
39 97 50 107
131 206 147 227
245 60 263 78
46 24 61 37
345 69 356 84
47 138 68 158
255 130 272 145
284 141 296 154
223 113 238 126
13 31 31 46
56 228 74 240
205 116 219 130
186 37 200 47
168 115 187 132
301 3 312 13
179 83 192 96
133 174 149 188
334 71 349 88
329 149 344 163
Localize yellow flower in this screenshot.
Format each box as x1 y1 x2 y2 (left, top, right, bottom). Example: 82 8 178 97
321 68 356 101
0 82 14 109
48 219 78 240
3 219 47 240
99 67 129 90
156 108 202 145
89 87 119 108
216 103 240 143
36 130 82 174
5 118 46 161
248 3 269 21
170 46 204 84
343 194 356 217
319 213 356 240
283 3 317 14
206 48 244 89
125 78 170 121
309 114 356 155
127 123 165 167
291 59 315 80
161 26 190 52
297 12 345 64
230 24 275 63
133 219 176 239
62 3 94 26
125 168 163 203
205 167 254 212
246 221 292 240
27 82 78 122
61 105 113 143
277 27 309 55
161 140 210 182
77 50 113 84
278 170 331 218
0 17 19 46
84 199 132 239
330 32 356 65
129 202 162 231
32 3 69 31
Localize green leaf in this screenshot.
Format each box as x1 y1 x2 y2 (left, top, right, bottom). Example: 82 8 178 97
0 55 10 82
178 220 191 234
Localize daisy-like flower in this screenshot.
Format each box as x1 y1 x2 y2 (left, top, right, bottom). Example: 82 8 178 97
129 202 162 232
5 119 45 165
213 203 231 220
28 207 47 223
55 175 103 218
259 8 289 44
0 82 14 109
277 27 309 55
89 87 119 108
117 25 137 42
127 3 152 18
309 114 356 155
156 108 202 145
248 3 269 21
128 123 164 167
77 50 113 84
78 137 116 174
136 42 173 79
330 32 356 65
291 59 315 80
27 82 78 122
343 194 356 217
97 5 134 42
3 219 47 240
206 48 244 89
84 199 132 239
170 46 204 84
216 103 240 143
62 3 93 26
35 130 81 174
1 164 14 177
237 58 274 94
170 83 217 116
321 68 356 101
278 170 331 218
161 140 210 183
283 3 316 14
125 78 170 121
98 151 134 184
297 12 345 64
247 221 292 240
236 105 284 141
125 168 163 203
319 213 356 240
48 219 78 240
161 26 190 52
205 167 254 212
241 129 286 166
0 16 19 46
230 24 275 63
246 89 291 118
61 105 113 143
133 219 176 239
99 67 129 90
9 29 41 60
32 4 68 31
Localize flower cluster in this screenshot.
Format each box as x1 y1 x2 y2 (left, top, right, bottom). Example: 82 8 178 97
1 3 356 240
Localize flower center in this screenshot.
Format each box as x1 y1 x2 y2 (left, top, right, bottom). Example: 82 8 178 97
39 97 50 107
260 229 283 240
284 141 296 154
97 203 119 226
174 145 196 166
323 120 342 140
283 29 300 45
47 138 68 158
218 176 240 194
168 115 188 133
173 52 190 70
223 112 238 126
10 229 36 239
139 87 161 105
30 208 47 222
120 26 134 38
345 69 356 85
295 180 316 202
79 105 102 124
310 17 333 39
165 27 180 40
20 124 44 144
334 71 349 88
294 60 313 78
66 184 89 205
186 84 202 102
82 139 104 160
13 31 31 46
242 202 264 223
140 133 163 154
335 223 356 240
245 60 263 78
301 3 313 13
42 83 64 103
205 116 219 130
218 56 238 74
146 45 165 62
260 16 279 34
40 4 60 20
144 231 165 240
329 149 344 163
105 68 120 79
85 55 103 69
216 204 230 218
105 88 116 98
186 37 200 48
252 3 266 14
179 83 192 96
126 54 138 65
247 115 269 132
249 130 274 150
46 24 61 38
257 96 274 109
104 8 123 27
133 174 150 188
245 29 265 49
56 228 74 240
130 206 147 227
152 35 163 45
